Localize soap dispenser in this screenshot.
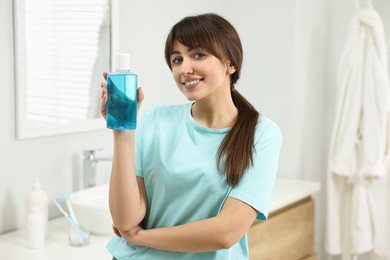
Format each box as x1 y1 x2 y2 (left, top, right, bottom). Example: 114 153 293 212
26 201 45 249
26 178 48 242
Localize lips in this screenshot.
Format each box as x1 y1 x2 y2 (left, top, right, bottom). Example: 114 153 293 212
185 79 200 86
183 78 203 89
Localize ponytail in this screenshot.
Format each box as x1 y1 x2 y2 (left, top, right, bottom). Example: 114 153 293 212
216 88 259 186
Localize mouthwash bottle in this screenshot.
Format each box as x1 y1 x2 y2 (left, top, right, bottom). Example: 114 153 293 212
106 53 138 130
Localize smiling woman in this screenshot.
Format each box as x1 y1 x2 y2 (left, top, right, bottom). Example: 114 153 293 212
13 0 111 139
102 13 283 260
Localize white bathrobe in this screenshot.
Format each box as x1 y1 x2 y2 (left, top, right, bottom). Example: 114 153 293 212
326 7 390 259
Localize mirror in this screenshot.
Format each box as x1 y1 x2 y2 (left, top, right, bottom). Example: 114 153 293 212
13 0 112 139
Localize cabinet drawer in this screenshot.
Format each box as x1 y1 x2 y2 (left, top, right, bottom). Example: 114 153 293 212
248 198 314 260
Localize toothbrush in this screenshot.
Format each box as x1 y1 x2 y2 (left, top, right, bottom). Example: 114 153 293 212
54 198 88 243
64 194 79 225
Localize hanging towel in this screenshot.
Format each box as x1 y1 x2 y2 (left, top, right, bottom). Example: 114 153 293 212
326 6 390 258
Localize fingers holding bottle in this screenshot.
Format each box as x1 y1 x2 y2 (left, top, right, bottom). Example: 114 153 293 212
137 87 144 111
100 72 108 120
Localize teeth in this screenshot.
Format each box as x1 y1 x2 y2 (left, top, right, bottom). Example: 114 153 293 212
185 79 200 86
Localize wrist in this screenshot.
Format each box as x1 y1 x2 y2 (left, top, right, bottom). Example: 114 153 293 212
113 129 134 140
133 227 146 247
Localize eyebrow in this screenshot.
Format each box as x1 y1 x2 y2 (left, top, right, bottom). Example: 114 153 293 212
170 47 200 57
170 50 181 56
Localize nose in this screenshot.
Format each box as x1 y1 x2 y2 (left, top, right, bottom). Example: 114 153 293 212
180 59 194 75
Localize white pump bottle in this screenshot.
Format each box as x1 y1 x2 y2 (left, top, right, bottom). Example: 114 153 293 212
26 177 48 248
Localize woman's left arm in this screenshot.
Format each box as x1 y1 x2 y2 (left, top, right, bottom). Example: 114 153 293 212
120 197 257 252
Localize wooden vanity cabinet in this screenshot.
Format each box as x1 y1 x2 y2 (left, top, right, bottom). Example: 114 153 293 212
248 197 316 260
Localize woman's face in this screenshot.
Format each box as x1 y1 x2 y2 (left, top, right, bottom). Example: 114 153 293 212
170 41 236 102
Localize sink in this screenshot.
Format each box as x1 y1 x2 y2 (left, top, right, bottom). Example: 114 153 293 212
69 184 112 236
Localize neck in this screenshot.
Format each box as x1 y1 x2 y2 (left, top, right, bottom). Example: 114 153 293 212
191 92 238 129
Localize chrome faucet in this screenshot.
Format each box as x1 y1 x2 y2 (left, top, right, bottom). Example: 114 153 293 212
83 149 112 188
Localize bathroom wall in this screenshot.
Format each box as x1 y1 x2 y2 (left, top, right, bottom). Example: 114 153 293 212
1 0 330 257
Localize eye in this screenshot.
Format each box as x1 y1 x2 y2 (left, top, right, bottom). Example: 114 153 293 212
171 56 182 65
193 52 206 59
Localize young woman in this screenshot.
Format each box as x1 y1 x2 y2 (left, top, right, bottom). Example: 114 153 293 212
100 13 282 260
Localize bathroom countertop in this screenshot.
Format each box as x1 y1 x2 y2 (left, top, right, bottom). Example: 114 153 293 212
269 177 321 213
0 177 321 259
0 217 111 260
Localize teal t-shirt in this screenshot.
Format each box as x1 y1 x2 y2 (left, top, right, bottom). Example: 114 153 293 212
107 103 283 260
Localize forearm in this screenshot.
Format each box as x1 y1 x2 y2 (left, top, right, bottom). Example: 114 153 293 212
109 130 146 230
122 198 257 253
127 217 233 253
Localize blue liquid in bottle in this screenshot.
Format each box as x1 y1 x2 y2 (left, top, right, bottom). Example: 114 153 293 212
106 53 138 130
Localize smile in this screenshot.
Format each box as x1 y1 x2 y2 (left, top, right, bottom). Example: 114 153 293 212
184 79 201 86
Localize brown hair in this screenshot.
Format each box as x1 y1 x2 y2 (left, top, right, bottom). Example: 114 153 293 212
164 13 259 186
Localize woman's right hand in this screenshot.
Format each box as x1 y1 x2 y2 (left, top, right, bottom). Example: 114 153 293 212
99 72 145 121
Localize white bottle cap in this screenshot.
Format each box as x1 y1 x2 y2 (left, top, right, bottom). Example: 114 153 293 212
115 53 130 70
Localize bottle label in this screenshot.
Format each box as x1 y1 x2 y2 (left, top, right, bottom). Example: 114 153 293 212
106 73 138 130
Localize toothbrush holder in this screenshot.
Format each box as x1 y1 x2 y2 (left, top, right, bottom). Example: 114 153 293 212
68 221 90 247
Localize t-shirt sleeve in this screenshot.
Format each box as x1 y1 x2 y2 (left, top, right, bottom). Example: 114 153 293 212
228 117 283 220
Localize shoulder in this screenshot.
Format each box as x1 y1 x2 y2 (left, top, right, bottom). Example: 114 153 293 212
138 103 190 133
254 115 283 144
136 103 190 146
141 103 190 121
